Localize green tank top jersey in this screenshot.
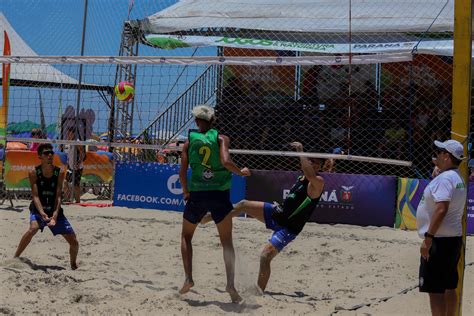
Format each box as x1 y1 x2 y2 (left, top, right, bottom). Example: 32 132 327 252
188 128 232 191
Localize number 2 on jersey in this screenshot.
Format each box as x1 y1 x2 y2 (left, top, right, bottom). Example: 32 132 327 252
199 146 212 168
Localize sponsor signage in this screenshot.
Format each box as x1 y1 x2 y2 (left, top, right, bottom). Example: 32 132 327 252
246 170 397 227
113 162 246 211
4 150 113 189
82 151 114 184
4 150 66 189
145 34 455 56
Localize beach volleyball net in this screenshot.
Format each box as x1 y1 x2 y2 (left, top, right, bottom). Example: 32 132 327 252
1 53 454 180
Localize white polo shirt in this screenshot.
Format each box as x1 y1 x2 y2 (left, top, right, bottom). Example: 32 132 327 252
416 169 466 238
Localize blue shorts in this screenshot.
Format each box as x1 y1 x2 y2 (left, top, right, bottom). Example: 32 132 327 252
30 213 75 236
263 202 297 252
183 190 233 224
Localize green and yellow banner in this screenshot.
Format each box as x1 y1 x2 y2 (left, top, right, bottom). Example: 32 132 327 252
395 177 429 230
1 31 11 147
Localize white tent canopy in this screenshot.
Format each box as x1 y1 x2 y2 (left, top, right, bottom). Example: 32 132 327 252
141 0 455 34
0 12 80 85
1 13 111 91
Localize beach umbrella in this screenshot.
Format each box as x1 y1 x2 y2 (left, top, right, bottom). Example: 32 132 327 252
7 120 40 134
10 132 31 138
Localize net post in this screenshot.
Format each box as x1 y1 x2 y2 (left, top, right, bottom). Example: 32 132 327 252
452 0 472 314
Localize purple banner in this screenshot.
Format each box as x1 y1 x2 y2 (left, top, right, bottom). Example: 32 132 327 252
246 170 397 227
468 181 474 235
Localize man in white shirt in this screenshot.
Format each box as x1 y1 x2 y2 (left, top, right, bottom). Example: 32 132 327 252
416 139 467 316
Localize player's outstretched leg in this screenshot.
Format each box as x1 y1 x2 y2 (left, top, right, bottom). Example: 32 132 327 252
201 200 266 224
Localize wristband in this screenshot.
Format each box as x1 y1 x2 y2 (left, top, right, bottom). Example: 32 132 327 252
424 232 435 239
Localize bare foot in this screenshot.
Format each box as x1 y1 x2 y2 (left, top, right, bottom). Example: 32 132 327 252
249 283 264 296
179 279 194 294
71 262 78 270
200 214 213 225
226 286 242 303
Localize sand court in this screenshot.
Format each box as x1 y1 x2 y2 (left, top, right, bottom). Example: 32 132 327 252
1 200 473 315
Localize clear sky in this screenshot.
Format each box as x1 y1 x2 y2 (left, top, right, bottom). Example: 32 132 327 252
2 0 176 56
2 0 214 135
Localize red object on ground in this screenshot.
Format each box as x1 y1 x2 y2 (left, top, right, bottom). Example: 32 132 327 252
63 202 113 207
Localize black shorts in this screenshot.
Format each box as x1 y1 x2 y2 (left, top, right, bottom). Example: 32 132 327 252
419 236 462 293
66 168 83 186
183 190 233 224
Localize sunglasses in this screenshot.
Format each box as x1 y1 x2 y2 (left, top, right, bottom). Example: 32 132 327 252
41 150 54 156
435 148 449 154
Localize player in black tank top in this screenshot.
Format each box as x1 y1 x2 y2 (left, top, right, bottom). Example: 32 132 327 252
273 175 322 234
30 165 64 217
201 142 325 292
14 143 79 270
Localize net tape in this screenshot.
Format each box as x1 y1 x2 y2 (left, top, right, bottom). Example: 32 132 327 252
0 54 413 66
3 137 412 167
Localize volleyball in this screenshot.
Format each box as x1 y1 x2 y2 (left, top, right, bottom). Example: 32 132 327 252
114 81 135 102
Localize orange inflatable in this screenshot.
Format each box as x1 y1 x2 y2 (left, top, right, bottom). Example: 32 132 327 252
6 142 28 150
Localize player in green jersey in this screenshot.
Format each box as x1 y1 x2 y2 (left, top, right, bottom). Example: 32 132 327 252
179 105 251 303
202 142 325 292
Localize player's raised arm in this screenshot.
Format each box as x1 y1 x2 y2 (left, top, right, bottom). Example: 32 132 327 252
290 141 324 199
290 142 315 179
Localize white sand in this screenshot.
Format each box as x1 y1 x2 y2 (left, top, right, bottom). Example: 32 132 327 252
1 199 473 315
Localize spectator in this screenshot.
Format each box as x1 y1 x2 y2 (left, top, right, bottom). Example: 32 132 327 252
384 119 407 157
63 127 86 203
323 147 345 173
301 65 322 106
29 128 45 152
222 77 244 106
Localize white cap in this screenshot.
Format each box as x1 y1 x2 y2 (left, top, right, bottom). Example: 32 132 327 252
434 139 466 160
192 105 215 121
